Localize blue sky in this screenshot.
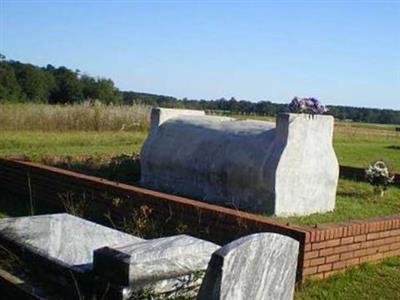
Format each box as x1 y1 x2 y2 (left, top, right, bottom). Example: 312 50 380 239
1 1 399 109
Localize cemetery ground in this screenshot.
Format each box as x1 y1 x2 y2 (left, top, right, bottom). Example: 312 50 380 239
1 125 399 226
0 104 399 299
1 188 400 299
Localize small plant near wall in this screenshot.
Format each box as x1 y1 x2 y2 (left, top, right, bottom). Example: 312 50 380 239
365 161 395 197
288 97 328 114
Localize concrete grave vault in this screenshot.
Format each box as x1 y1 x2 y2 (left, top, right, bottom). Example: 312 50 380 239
141 108 339 216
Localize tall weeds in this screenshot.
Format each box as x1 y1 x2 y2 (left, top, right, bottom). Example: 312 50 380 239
0 102 150 132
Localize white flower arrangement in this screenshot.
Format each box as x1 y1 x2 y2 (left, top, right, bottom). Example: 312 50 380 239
365 161 395 196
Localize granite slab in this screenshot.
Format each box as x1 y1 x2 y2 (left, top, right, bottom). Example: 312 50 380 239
197 233 299 300
93 234 220 288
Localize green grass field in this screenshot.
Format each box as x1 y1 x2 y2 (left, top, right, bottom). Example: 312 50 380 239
0 131 145 160
276 179 400 225
334 131 400 171
0 129 399 170
1 130 399 226
295 256 400 300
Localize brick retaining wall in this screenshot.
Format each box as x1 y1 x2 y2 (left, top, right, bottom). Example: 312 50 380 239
0 158 399 281
301 216 400 279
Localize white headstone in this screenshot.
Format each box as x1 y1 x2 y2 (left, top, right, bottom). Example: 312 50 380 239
197 233 299 300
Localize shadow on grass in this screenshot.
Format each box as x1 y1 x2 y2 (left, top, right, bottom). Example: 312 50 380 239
387 145 400 150
0 189 58 219
336 189 371 198
42 154 141 185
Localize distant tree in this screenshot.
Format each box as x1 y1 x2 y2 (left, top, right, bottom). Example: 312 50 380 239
0 55 399 124
49 67 83 103
95 78 122 104
0 61 23 102
11 62 55 102
81 75 97 99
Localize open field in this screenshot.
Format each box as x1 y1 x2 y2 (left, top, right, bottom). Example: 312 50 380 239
0 128 399 171
334 132 400 171
0 104 399 226
1 104 400 298
0 131 145 160
1 104 399 170
230 113 400 131
0 103 149 131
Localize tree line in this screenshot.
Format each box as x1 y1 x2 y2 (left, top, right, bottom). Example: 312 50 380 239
124 93 400 125
1 55 399 124
0 54 121 104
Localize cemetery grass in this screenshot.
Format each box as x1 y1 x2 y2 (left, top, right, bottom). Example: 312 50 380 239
276 179 400 226
333 131 400 172
0 131 145 160
295 256 400 300
0 129 399 171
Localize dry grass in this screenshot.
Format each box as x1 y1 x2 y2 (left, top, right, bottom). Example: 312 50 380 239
0 102 150 132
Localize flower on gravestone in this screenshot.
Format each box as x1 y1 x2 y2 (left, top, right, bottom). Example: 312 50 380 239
365 160 395 197
288 97 328 114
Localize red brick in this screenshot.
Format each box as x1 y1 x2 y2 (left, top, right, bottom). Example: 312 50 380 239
354 247 377 257
332 243 360 254
367 232 382 240
340 251 355 260
303 266 318 275
335 227 344 239
318 263 332 272
332 261 346 270
319 247 335 256
341 236 354 245
378 244 391 253
360 253 383 263
385 249 400 257
346 257 360 267
326 254 340 263
312 239 341 250
304 250 319 260
390 242 400 250
309 257 325 266
390 229 400 237
354 235 367 243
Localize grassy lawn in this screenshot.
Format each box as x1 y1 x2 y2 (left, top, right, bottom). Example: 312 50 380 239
295 256 400 300
0 128 399 226
276 179 400 226
334 132 400 172
0 130 145 160
0 129 399 171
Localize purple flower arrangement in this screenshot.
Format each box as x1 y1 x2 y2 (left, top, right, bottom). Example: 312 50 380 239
288 97 328 114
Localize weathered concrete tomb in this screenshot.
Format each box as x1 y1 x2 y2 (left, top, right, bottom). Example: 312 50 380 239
141 107 339 216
